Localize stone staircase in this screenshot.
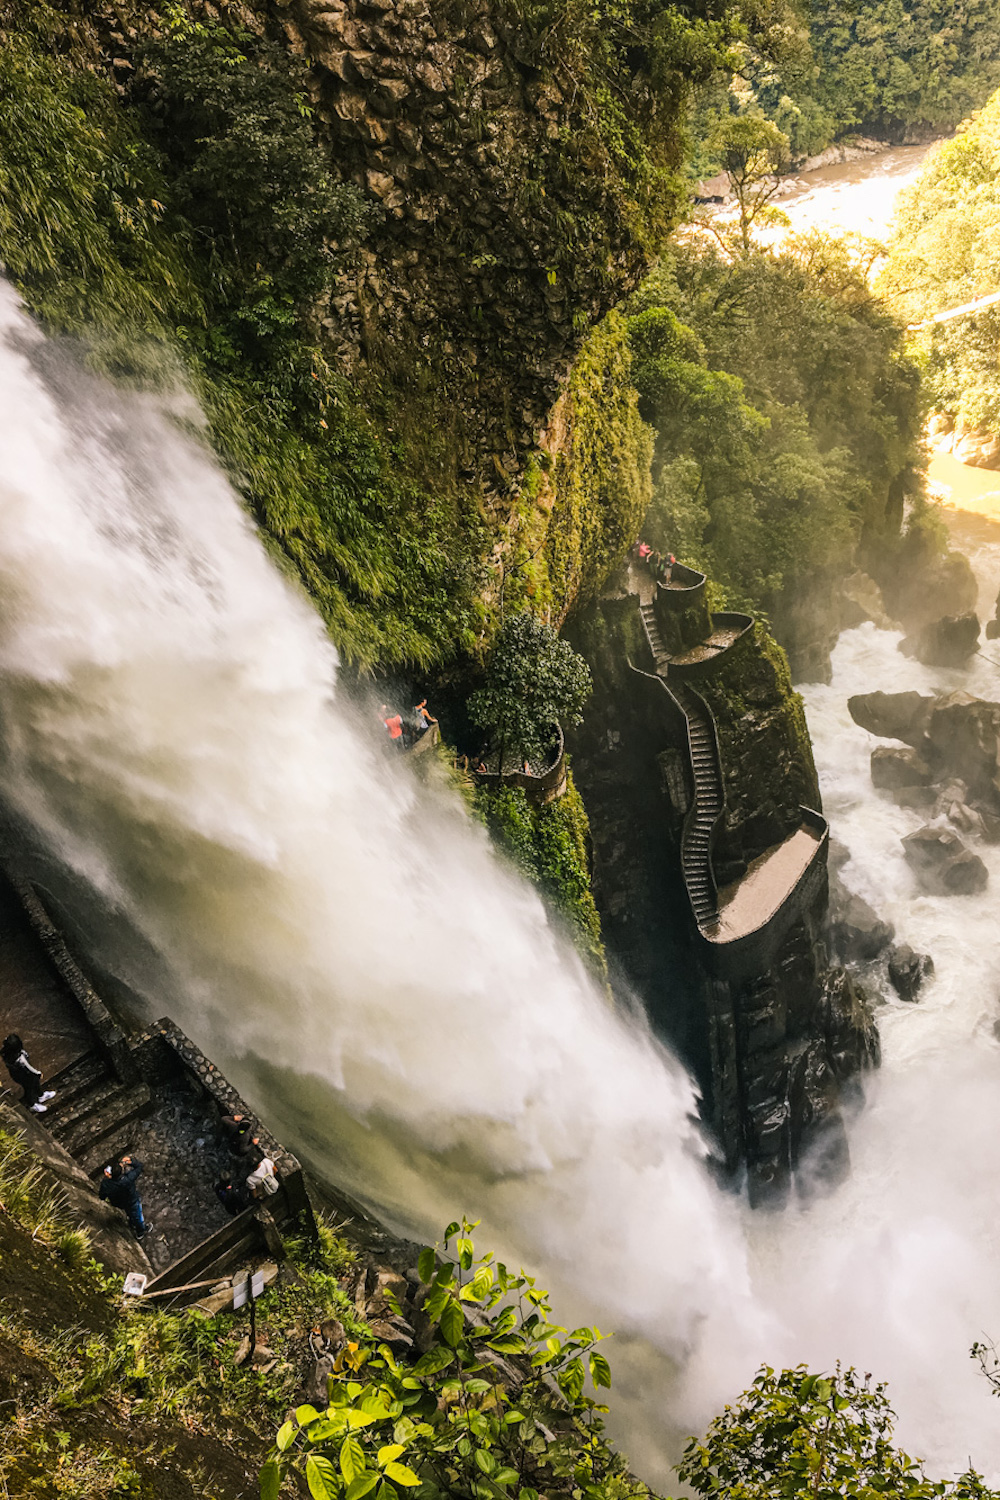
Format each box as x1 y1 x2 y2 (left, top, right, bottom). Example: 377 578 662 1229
639 598 724 927
44 1050 152 1174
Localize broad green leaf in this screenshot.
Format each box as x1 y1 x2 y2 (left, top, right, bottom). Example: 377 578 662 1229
440 1299 464 1349
413 1346 455 1377
444 1221 460 1240
487 1337 525 1356
297 1405 323 1427
340 1436 366 1483
494 1469 520 1487
260 1459 282 1500
346 1475 379 1500
589 1352 612 1389
347 1409 378 1429
384 1464 420 1487
417 1247 436 1284
474 1449 497 1476
276 1421 297 1453
518 1489 539 1500
377 1445 405 1468
306 1453 341 1500
503 1412 526 1426
308 1418 348 1443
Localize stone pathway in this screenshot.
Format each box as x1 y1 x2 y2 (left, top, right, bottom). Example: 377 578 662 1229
710 825 826 943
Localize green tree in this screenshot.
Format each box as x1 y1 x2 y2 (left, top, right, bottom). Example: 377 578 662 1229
679 1363 1000 1499
469 613 592 774
705 113 790 257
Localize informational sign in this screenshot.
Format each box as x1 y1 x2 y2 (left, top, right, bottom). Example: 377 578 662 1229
232 1269 265 1310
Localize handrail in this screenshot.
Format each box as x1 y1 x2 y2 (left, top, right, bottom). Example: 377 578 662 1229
678 680 726 926
472 724 566 794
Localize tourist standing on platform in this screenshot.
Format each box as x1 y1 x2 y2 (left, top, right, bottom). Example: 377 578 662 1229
100 1154 151 1239
1 1034 55 1114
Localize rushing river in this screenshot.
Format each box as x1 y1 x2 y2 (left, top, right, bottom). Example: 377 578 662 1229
2 141 1000 1485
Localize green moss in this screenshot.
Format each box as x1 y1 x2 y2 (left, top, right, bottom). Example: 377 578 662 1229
539 311 653 619
473 770 606 975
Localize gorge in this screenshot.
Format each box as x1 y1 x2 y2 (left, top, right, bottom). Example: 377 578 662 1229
5 4 1000 1497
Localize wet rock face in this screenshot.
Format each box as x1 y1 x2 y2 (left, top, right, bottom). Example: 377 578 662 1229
849 690 934 746
278 0 658 468
828 873 895 962
851 689 1000 838
888 943 934 1002
870 744 932 789
900 611 981 667
902 825 989 895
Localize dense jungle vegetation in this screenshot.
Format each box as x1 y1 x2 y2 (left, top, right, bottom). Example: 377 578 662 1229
879 92 1000 434
694 0 1000 167
626 234 923 620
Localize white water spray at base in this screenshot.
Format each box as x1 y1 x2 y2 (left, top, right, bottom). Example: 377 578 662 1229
4 277 1000 1483
0 283 763 1477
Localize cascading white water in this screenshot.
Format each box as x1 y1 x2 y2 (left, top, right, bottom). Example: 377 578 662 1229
6 264 1000 1483
746 621 1000 1476
0 281 764 1478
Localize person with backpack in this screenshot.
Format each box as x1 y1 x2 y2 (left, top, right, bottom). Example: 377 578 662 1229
1 1034 55 1114
245 1153 280 1200
100 1154 151 1239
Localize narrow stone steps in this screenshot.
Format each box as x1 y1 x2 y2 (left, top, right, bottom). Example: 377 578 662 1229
54 1081 153 1161
44 1051 108 1114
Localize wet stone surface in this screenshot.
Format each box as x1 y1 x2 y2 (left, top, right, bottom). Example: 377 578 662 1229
93 1080 250 1274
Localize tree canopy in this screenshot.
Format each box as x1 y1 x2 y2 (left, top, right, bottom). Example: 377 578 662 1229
879 90 1000 432
627 232 923 619
469 612 592 772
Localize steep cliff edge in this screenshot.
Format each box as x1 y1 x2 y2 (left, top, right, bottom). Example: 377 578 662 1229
568 568 879 1203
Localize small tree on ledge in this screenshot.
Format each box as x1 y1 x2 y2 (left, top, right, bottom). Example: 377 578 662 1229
469 611 592 774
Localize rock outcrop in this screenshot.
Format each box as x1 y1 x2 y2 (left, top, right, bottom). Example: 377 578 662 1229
900 611 981 667
902 825 988 894
887 944 934 1002
569 574 878 1206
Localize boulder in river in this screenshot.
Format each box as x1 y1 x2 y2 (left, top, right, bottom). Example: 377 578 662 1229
870 744 932 789
899 612 981 668
887 943 935 1003
828 872 895 961
901 825 989 895
848 690 934 747
952 422 1000 470
925 692 1000 804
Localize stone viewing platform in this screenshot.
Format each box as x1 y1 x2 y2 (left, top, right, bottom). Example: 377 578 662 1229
0 868 318 1301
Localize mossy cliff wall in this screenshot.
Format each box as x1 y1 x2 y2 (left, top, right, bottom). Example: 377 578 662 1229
1 0 668 663
567 578 878 1202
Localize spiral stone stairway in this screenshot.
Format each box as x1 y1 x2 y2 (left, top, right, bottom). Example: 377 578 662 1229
639 599 723 929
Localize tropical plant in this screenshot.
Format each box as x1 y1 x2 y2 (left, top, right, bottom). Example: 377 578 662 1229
260 1219 643 1500
469 612 592 773
679 1363 1000 1498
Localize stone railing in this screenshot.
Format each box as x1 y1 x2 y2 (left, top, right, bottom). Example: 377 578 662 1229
668 613 755 680
18 879 139 1085
472 724 567 802
701 808 830 981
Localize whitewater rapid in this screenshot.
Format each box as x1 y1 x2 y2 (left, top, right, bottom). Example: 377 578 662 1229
4 277 1000 1482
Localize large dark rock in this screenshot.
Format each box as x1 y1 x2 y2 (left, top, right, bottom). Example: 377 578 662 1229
899 612 981 668
924 692 1000 804
887 944 934 1002
870 745 932 789
828 873 895 961
901 825 989 895
848 691 934 747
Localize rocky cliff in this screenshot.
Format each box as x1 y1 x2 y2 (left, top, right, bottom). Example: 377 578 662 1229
568 571 879 1203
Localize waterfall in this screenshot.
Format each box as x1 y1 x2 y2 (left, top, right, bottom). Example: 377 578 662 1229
0 281 760 1476
4 273 1000 1483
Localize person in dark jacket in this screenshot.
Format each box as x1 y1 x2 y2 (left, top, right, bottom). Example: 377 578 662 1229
1 1034 55 1113
100 1154 150 1239
220 1112 259 1157
214 1177 245 1217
